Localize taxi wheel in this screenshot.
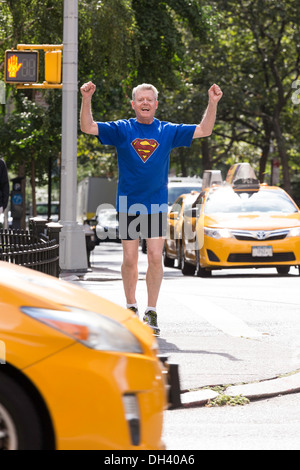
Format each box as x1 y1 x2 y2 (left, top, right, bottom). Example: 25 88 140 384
196 252 212 277
163 246 174 267
181 245 196 276
176 243 182 270
197 266 212 277
141 239 147 253
276 266 290 276
0 372 44 450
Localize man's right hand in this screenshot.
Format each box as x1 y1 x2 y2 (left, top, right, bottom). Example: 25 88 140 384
80 81 96 99
80 81 98 135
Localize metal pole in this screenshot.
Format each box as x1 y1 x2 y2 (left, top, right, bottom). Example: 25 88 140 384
59 0 88 271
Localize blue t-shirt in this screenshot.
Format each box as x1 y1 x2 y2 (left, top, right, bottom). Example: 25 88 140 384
97 117 196 214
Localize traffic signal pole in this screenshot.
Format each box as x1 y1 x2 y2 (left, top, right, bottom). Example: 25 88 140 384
59 0 88 272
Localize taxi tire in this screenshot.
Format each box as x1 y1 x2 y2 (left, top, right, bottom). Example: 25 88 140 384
181 244 195 276
276 266 290 276
196 251 212 277
176 243 183 270
163 247 174 267
197 266 212 277
0 371 44 450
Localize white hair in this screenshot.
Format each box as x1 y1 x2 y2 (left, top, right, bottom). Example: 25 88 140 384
132 83 159 101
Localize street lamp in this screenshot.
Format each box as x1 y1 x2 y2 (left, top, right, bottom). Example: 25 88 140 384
59 0 88 272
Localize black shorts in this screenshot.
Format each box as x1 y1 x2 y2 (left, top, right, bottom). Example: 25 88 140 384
118 213 167 240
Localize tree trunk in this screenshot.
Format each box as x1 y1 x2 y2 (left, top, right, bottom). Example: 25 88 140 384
201 139 212 170
259 116 272 183
179 148 187 176
273 115 291 194
31 158 36 217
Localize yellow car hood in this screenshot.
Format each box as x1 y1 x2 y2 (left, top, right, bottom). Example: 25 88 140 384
0 261 131 324
0 262 155 370
205 212 300 231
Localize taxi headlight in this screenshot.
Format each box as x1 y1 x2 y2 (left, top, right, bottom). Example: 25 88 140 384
204 227 232 239
288 227 300 238
21 306 143 354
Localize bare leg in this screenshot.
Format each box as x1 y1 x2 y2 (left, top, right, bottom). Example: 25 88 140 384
121 239 139 304
146 237 165 308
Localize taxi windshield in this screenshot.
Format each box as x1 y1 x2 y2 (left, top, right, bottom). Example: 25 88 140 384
205 187 298 214
168 186 202 205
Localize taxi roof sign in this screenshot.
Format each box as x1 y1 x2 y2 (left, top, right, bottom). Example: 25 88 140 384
202 170 223 189
226 163 260 190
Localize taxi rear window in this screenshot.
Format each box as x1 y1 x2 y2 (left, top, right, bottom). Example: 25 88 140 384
205 188 298 214
168 186 202 205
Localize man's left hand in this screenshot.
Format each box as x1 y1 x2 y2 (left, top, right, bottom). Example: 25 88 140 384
208 84 223 104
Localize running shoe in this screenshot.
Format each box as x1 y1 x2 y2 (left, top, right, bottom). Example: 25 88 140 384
128 306 139 318
143 310 160 336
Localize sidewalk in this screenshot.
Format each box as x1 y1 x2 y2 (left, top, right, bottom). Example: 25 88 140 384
179 370 300 408
61 254 300 408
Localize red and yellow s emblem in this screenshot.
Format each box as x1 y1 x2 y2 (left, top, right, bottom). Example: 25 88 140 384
131 138 159 163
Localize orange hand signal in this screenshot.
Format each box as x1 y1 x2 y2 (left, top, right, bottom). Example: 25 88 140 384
8 55 23 78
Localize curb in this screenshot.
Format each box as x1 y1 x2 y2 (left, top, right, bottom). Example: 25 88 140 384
60 272 146 282
178 371 300 408
180 389 219 407
60 272 123 282
226 370 300 400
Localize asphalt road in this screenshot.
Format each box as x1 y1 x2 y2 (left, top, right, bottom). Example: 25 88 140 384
66 242 300 450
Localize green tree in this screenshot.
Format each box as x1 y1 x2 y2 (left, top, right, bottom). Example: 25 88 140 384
2 0 298 206
190 0 300 193
0 1 64 225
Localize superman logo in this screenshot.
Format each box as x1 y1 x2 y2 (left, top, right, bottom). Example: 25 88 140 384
131 138 159 163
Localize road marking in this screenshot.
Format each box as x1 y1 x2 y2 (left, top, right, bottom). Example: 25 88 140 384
179 294 263 338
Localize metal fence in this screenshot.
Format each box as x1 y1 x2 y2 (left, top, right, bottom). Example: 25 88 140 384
0 228 60 277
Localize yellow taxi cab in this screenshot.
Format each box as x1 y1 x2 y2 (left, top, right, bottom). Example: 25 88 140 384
181 163 300 277
163 191 200 269
0 262 167 450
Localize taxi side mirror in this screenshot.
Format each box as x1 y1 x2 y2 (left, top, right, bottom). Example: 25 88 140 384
168 211 179 219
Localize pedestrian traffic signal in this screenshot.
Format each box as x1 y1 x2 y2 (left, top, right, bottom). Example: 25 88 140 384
5 50 39 84
11 177 24 220
45 50 62 84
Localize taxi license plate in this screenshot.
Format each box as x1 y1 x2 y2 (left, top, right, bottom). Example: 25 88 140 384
252 246 273 257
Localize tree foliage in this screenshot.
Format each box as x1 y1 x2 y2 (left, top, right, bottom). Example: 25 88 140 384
189 1 300 193
0 0 299 210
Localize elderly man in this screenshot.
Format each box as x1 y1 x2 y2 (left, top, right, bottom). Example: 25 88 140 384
80 81 222 335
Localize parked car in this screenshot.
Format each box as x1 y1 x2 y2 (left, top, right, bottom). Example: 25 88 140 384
164 191 200 269
181 163 300 277
95 208 120 242
0 262 168 450
140 177 202 253
167 177 202 209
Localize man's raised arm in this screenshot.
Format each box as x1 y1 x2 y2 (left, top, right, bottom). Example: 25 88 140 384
193 84 223 139
80 81 99 135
